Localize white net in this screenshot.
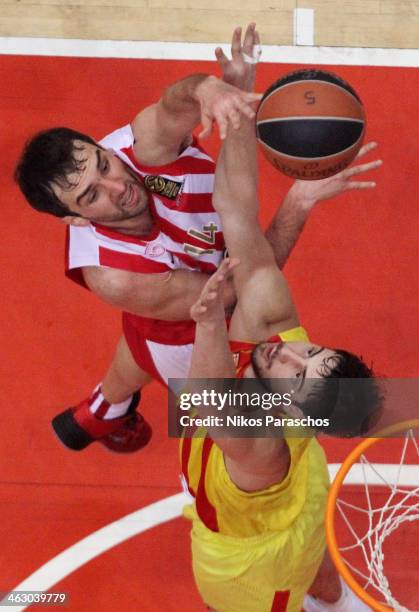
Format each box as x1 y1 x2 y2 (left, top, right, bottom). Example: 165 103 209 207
332 429 419 611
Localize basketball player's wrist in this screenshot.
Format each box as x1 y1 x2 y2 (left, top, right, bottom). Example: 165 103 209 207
197 314 225 331
287 181 318 211
163 74 210 112
193 75 219 103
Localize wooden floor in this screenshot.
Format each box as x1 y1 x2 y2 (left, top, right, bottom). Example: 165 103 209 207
0 0 418 48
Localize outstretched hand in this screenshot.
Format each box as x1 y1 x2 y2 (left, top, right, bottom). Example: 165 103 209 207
196 76 261 140
190 258 240 324
216 23 261 93
290 142 383 210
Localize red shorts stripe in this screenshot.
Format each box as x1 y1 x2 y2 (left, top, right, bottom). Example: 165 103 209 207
271 591 291 611
180 438 196 498
123 311 195 345
122 315 167 386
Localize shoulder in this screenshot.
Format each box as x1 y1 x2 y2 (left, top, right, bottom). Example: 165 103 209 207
99 124 134 151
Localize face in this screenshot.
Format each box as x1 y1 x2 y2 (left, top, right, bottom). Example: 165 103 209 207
251 341 339 396
53 141 151 230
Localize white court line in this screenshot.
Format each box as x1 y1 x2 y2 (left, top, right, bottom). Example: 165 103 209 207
3 463 419 611
294 8 314 47
1 493 187 612
0 37 418 67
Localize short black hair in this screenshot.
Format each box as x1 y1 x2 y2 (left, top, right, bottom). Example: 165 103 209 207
297 349 383 437
15 127 97 217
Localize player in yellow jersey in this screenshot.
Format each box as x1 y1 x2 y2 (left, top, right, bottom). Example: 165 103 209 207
179 113 383 611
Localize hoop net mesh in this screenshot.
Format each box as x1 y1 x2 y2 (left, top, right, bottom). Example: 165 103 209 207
327 425 419 611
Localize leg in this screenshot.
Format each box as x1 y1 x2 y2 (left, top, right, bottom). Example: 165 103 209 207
304 549 372 611
102 335 152 403
308 549 341 602
51 335 153 453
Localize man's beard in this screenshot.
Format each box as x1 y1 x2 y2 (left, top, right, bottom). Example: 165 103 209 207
92 182 150 224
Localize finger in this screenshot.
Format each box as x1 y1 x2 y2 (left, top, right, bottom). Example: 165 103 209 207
242 22 256 54
204 291 218 302
216 258 234 278
346 159 383 176
242 91 263 102
198 114 213 139
224 260 240 278
227 257 240 271
228 107 242 130
231 27 242 59
210 274 225 288
203 281 223 303
235 97 257 119
354 141 378 159
215 47 229 69
345 181 377 190
214 110 228 140
217 259 232 275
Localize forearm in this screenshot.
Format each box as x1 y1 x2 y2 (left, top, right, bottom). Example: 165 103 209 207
133 272 236 321
132 74 212 163
160 73 209 125
189 318 235 380
83 266 236 322
265 183 313 269
214 118 258 217
213 119 278 290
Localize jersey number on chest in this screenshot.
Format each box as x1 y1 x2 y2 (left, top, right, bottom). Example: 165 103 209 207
184 222 218 256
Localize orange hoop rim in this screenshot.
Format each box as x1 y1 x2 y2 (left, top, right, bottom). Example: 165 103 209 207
326 419 419 612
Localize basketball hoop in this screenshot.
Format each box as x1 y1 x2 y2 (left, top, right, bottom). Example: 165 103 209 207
326 420 419 612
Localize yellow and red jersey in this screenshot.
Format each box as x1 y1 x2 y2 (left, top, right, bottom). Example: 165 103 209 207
179 326 330 611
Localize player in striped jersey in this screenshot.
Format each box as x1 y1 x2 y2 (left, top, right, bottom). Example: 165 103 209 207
180 117 382 608
15 24 262 452
15 24 381 455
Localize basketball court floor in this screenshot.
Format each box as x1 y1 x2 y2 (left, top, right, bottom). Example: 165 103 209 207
1 50 418 610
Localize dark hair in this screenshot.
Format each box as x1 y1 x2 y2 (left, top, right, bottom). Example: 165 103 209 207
296 349 383 437
14 127 97 217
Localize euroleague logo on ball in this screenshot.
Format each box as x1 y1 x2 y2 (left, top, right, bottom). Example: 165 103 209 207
256 68 366 180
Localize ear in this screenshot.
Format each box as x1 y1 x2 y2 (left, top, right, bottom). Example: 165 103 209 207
60 216 90 227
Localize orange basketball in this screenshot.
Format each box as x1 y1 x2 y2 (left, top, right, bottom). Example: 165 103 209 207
256 69 366 180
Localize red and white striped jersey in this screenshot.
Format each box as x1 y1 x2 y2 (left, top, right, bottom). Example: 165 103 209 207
66 123 225 344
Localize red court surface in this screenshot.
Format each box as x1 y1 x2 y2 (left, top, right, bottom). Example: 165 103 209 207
1 55 418 610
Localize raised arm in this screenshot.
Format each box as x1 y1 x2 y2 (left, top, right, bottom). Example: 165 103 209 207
265 143 382 268
213 118 298 341
187 259 290 488
131 24 262 166
131 74 260 166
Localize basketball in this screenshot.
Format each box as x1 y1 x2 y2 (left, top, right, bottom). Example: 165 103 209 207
256 69 366 180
